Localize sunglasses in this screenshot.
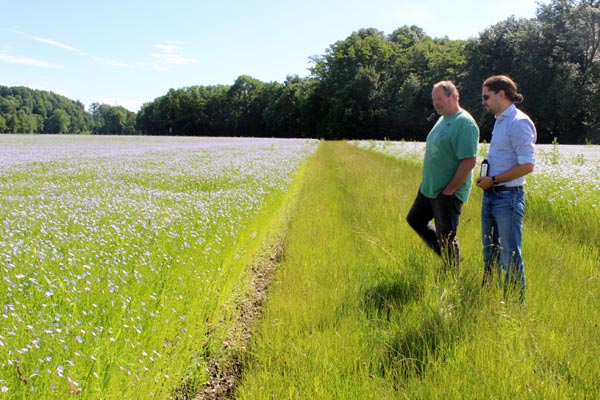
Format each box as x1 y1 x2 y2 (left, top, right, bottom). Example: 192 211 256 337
482 94 491 101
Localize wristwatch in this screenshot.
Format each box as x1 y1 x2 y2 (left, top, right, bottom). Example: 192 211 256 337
492 176 497 184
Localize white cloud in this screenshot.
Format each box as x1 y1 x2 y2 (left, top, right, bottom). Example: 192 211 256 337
21 30 137 70
33 36 85 55
151 42 196 71
11 30 195 73
12 30 85 55
0 51 62 69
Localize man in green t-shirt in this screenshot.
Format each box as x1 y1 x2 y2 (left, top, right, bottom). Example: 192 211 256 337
406 81 479 272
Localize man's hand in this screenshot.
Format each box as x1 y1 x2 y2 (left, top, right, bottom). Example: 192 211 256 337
476 175 494 190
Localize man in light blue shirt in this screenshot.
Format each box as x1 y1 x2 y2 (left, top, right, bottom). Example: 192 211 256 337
476 75 536 302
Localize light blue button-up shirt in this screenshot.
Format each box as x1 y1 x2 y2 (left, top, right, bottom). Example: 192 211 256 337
487 104 537 187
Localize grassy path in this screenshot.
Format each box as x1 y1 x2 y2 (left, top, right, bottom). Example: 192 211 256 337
233 141 599 399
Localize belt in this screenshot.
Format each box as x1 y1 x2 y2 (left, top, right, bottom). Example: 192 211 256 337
489 185 523 192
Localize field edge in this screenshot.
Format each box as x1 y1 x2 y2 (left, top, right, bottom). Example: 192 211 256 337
193 145 316 399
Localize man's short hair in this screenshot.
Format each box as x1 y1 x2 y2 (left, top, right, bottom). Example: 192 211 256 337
433 81 459 100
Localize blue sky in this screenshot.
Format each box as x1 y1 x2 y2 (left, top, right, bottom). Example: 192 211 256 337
1 0 546 112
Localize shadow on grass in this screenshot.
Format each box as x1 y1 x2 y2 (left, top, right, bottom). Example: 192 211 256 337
361 274 423 321
360 264 482 386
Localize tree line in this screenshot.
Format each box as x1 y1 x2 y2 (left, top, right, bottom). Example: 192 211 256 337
1 0 598 143
0 86 137 135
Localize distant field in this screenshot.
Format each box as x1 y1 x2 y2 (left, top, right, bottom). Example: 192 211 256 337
0 135 317 399
353 140 600 208
353 139 600 249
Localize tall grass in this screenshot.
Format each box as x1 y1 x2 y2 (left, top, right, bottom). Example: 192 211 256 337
237 141 600 399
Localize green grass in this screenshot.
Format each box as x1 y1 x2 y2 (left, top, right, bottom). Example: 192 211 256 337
236 141 600 399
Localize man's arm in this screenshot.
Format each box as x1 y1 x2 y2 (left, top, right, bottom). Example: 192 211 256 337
443 157 477 195
476 163 534 190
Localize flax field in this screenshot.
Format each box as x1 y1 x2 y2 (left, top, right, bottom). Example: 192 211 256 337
0 135 317 398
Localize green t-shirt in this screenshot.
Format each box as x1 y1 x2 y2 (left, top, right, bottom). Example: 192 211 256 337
420 109 479 202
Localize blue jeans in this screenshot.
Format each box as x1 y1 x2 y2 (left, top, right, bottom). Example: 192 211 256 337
481 188 526 298
407 191 463 271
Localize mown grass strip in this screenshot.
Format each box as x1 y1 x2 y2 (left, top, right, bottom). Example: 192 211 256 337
236 141 600 399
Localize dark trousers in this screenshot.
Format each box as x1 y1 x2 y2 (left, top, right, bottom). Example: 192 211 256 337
406 191 463 270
